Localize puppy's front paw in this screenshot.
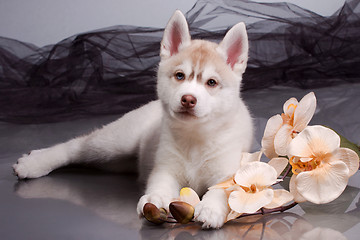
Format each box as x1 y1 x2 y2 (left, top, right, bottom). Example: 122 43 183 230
194 199 227 229
137 194 172 216
13 149 52 179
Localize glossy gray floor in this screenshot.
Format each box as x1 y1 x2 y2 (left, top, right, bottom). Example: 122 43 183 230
1 84 359 240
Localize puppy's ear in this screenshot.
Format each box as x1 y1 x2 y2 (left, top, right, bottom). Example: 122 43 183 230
160 10 191 59
217 22 249 75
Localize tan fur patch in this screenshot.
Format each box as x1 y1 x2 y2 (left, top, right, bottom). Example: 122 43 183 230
183 40 237 86
187 40 221 70
161 39 238 87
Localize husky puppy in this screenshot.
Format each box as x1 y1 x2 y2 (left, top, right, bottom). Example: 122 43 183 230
13 11 253 228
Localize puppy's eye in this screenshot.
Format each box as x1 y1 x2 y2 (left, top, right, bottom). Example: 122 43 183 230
207 79 217 87
175 71 185 81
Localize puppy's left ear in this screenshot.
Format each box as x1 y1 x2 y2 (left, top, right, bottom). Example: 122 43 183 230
217 22 249 75
160 10 191 59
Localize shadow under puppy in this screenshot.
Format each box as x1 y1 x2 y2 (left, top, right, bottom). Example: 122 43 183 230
13 10 253 228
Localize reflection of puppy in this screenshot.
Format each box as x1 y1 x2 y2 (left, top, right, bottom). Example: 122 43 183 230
15 173 140 227
13 10 253 228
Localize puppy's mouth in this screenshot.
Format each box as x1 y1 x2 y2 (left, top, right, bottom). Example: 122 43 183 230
173 108 198 120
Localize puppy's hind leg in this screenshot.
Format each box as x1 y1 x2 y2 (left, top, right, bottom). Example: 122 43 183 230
13 101 162 179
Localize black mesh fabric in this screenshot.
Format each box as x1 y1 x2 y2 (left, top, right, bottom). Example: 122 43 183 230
0 0 359 123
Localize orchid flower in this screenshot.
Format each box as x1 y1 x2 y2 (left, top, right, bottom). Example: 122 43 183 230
228 162 293 214
211 161 293 221
287 125 359 204
262 92 317 158
208 150 268 193
208 151 263 191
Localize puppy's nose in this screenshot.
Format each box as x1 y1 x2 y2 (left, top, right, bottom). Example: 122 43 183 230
181 95 197 109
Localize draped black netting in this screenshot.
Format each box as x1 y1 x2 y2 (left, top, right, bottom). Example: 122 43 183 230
0 0 359 123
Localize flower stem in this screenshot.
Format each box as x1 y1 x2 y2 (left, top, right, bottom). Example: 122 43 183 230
282 164 292 179
275 163 292 185
237 202 298 219
153 202 299 225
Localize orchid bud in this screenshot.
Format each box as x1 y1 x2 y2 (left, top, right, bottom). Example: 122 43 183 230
169 201 194 224
179 187 200 206
143 203 167 224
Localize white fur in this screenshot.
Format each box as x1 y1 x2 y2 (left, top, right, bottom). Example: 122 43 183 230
13 10 253 229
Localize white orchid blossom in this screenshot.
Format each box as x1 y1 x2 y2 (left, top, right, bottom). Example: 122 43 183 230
288 125 359 204
262 92 317 158
228 162 293 214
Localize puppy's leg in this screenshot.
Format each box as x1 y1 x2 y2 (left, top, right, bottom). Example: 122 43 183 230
137 168 181 214
13 100 162 179
137 145 184 214
194 188 229 229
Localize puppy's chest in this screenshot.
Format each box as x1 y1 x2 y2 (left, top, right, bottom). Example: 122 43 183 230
179 144 221 191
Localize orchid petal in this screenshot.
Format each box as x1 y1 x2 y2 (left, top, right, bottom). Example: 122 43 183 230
274 124 293 156
209 177 235 190
283 97 298 116
226 210 242 222
289 175 307 203
287 126 340 158
241 150 263 165
179 187 200 206
268 157 289 177
234 162 278 187
262 114 283 159
295 161 349 204
229 188 274 214
332 148 360 177
293 92 316 132
264 189 293 209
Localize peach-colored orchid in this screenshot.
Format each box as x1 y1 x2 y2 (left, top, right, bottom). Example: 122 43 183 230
209 154 292 221
288 125 359 204
262 92 317 159
209 150 286 191
228 162 293 215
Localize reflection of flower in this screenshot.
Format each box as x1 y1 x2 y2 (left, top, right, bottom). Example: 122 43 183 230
280 218 348 240
288 125 359 204
150 210 349 240
262 92 316 158
299 227 347 240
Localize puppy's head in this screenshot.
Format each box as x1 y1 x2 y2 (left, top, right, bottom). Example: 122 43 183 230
157 10 248 122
